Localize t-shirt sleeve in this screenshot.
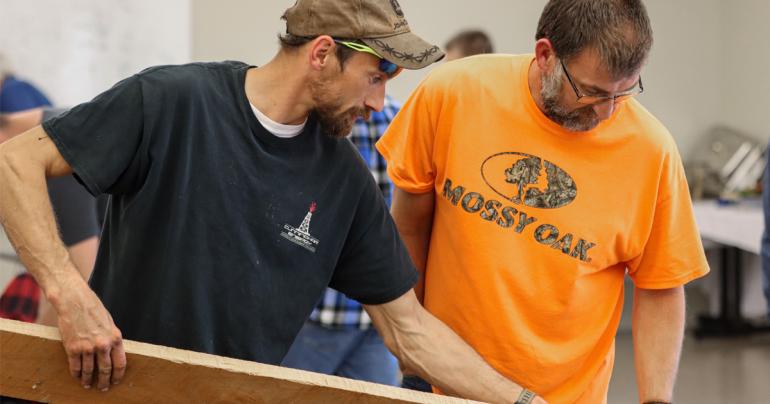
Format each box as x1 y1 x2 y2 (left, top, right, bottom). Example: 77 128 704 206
42 75 147 196
329 175 419 305
375 78 441 194
626 149 710 288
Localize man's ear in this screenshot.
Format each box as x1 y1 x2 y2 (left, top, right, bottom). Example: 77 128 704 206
308 35 336 72
534 38 557 73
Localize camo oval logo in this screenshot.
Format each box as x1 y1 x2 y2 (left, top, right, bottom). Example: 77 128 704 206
481 152 577 209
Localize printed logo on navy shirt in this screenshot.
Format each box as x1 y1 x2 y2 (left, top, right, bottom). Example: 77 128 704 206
280 202 320 253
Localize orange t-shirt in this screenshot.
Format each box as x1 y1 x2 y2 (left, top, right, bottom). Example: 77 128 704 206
377 54 709 404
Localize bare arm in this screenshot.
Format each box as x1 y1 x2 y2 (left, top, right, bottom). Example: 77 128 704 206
391 187 434 303
38 236 99 326
0 126 125 391
364 291 546 404
632 286 685 403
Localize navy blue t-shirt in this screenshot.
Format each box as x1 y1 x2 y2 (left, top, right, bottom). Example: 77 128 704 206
42 62 417 364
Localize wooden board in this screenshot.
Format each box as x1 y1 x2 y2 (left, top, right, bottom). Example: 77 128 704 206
0 319 476 403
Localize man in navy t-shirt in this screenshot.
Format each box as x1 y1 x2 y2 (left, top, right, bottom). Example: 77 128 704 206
0 1 538 403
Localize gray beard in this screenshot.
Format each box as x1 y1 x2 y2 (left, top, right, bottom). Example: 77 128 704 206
540 65 600 132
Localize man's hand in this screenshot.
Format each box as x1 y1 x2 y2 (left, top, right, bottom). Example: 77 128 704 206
0 126 125 391
52 274 126 391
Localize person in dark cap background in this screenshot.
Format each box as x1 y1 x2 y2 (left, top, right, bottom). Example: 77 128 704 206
444 29 495 62
0 1 543 402
0 57 52 115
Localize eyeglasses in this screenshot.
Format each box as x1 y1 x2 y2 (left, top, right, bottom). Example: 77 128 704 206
334 40 403 79
560 59 643 105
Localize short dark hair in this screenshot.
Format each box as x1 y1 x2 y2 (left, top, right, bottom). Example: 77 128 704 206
535 0 653 78
277 33 357 69
444 30 494 57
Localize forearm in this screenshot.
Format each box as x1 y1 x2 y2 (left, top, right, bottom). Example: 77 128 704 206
0 134 85 306
391 189 434 302
2 123 125 391
395 222 431 301
379 303 521 403
38 237 99 326
632 286 685 403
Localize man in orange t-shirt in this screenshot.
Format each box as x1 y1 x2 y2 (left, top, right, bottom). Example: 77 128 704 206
377 1 709 403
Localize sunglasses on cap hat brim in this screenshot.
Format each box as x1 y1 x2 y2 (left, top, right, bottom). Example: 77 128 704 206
334 40 403 79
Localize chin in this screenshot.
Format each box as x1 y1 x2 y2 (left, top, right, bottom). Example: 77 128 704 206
562 120 600 132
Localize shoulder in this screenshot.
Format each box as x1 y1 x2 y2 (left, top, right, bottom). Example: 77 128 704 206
133 61 252 96
136 61 251 78
617 101 680 158
425 54 525 86
413 54 526 108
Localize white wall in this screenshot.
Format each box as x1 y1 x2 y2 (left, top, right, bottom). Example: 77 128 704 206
721 0 770 143
192 0 285 67
191 0 544 105
384 1 545 104
191 0 752 159
2 1 766 154
0 0 192 106
640 0 725 157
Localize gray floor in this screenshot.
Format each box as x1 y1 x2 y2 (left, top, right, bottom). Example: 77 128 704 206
609 331 770 404
2 230 770 403
609 277 770 404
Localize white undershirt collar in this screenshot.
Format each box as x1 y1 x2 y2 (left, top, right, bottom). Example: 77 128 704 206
250 103 306 138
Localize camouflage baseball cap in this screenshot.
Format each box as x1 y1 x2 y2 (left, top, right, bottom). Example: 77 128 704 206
282 0 444 70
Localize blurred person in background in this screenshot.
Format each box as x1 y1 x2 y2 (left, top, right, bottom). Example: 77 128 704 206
444 29 495 62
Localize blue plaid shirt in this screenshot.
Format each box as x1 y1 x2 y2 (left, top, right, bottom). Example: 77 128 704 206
308 95 401 329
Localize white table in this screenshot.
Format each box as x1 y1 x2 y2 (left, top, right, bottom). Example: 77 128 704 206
693 199 763 255
691 199 768 337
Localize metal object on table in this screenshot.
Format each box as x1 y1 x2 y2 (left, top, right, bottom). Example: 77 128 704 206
686 126 766 200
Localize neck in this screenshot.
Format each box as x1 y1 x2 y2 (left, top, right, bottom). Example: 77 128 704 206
245 53 314 125
527 58 547 116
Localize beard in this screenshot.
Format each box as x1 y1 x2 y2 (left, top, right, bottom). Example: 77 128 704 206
541 64 601 132
310 75 369 139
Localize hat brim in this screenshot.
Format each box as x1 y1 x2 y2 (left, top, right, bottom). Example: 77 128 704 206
362 32 445 70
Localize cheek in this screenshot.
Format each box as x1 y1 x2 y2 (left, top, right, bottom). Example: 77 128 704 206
559 82 579 106
341 82 369 106
557 89 586 111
